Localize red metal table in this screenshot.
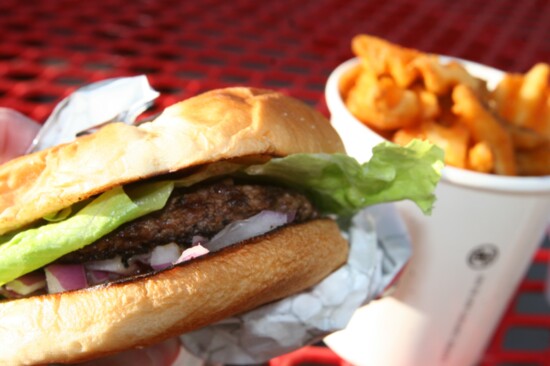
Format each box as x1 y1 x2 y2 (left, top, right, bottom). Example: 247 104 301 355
0 0 548 364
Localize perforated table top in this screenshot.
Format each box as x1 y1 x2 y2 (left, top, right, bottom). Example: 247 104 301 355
0 0 548 365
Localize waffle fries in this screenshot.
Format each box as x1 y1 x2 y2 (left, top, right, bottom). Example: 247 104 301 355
341 34 550 176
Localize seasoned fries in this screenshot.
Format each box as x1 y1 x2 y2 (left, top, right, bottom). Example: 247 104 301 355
346 72 421 130
452 85 516 175
341 34 550 176
351 34 419 87
493 63 550 139
468 142 494 174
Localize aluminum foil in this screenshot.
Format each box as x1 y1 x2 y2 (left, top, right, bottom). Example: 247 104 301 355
26 75 159 153
178 204 410 364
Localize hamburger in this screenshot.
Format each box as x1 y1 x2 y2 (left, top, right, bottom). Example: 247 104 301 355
0 87 442 365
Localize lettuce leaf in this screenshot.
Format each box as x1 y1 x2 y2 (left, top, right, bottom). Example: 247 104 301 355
0 181 173 286
243 140 444 215
0 140 443 286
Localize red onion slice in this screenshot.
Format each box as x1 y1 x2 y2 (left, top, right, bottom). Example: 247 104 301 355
206 210 289 252
127 252 152 267
176 244 210 264
37 210 291 295
87 270 113 286
45 264 88 294
5 271 46 295
150 243 182 270
85 255 139 275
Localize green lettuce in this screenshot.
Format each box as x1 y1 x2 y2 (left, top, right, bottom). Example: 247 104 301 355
0 182 173 286
0 140 443 286
243 140 444 216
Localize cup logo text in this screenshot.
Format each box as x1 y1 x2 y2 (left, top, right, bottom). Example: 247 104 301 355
467 244 499 270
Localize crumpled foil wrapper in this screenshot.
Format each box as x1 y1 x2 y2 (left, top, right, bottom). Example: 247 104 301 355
28 76 411 364
179 203 410 364
26 75 159 153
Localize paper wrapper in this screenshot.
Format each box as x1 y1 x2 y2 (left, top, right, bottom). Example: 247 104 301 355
28 77 412 364
26 75 159 153
179 203 411 364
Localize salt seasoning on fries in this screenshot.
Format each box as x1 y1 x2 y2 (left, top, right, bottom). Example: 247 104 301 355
341 34 550 176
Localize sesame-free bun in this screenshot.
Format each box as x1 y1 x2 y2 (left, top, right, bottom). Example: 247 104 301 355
0 219 349 365
0 87 349 364
0 87 345 236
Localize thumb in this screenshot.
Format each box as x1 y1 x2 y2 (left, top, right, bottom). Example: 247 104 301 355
0 108 40 163
79 338 182 366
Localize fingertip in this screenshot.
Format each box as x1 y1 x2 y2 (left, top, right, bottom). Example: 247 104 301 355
75 338 181 366
145 338 182 366
0 108 40 163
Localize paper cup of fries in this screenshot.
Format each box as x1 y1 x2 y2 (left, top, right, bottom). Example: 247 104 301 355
323 35 550 366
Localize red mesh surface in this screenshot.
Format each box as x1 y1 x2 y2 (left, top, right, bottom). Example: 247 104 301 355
0 0 548 364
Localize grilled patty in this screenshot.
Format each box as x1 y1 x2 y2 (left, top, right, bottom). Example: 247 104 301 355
57 179 319 264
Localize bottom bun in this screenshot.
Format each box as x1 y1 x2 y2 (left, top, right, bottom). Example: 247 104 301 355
0 218 348 365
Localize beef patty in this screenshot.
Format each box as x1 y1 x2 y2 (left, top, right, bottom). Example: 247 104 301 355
57 179 319 264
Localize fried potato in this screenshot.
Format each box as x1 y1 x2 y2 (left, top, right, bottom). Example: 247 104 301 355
424 121 470 168
542 97 550 139
393 125 425 146
468 142 494 173
343 34 550 176
351 34 420 87
413 86 441 120
504 122 548 150
513 63 549 132
413 56 486 96
393 120 469 168
493 63 550 139
339 63 363 99
492 73 523 122
516 143 550 176
346 73 421 130
452 85 517 175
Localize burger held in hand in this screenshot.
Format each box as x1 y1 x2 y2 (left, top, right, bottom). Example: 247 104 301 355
0 87 442 365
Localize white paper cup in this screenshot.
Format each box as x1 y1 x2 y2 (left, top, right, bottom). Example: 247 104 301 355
323 57 550 366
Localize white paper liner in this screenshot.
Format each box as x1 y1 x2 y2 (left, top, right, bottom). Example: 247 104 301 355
179 204 411 364
26 75 159 153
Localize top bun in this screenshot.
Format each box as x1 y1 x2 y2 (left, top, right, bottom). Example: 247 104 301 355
0 87 345 235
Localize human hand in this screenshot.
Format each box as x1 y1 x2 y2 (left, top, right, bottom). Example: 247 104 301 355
78 338 182 366
0 107 41 163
